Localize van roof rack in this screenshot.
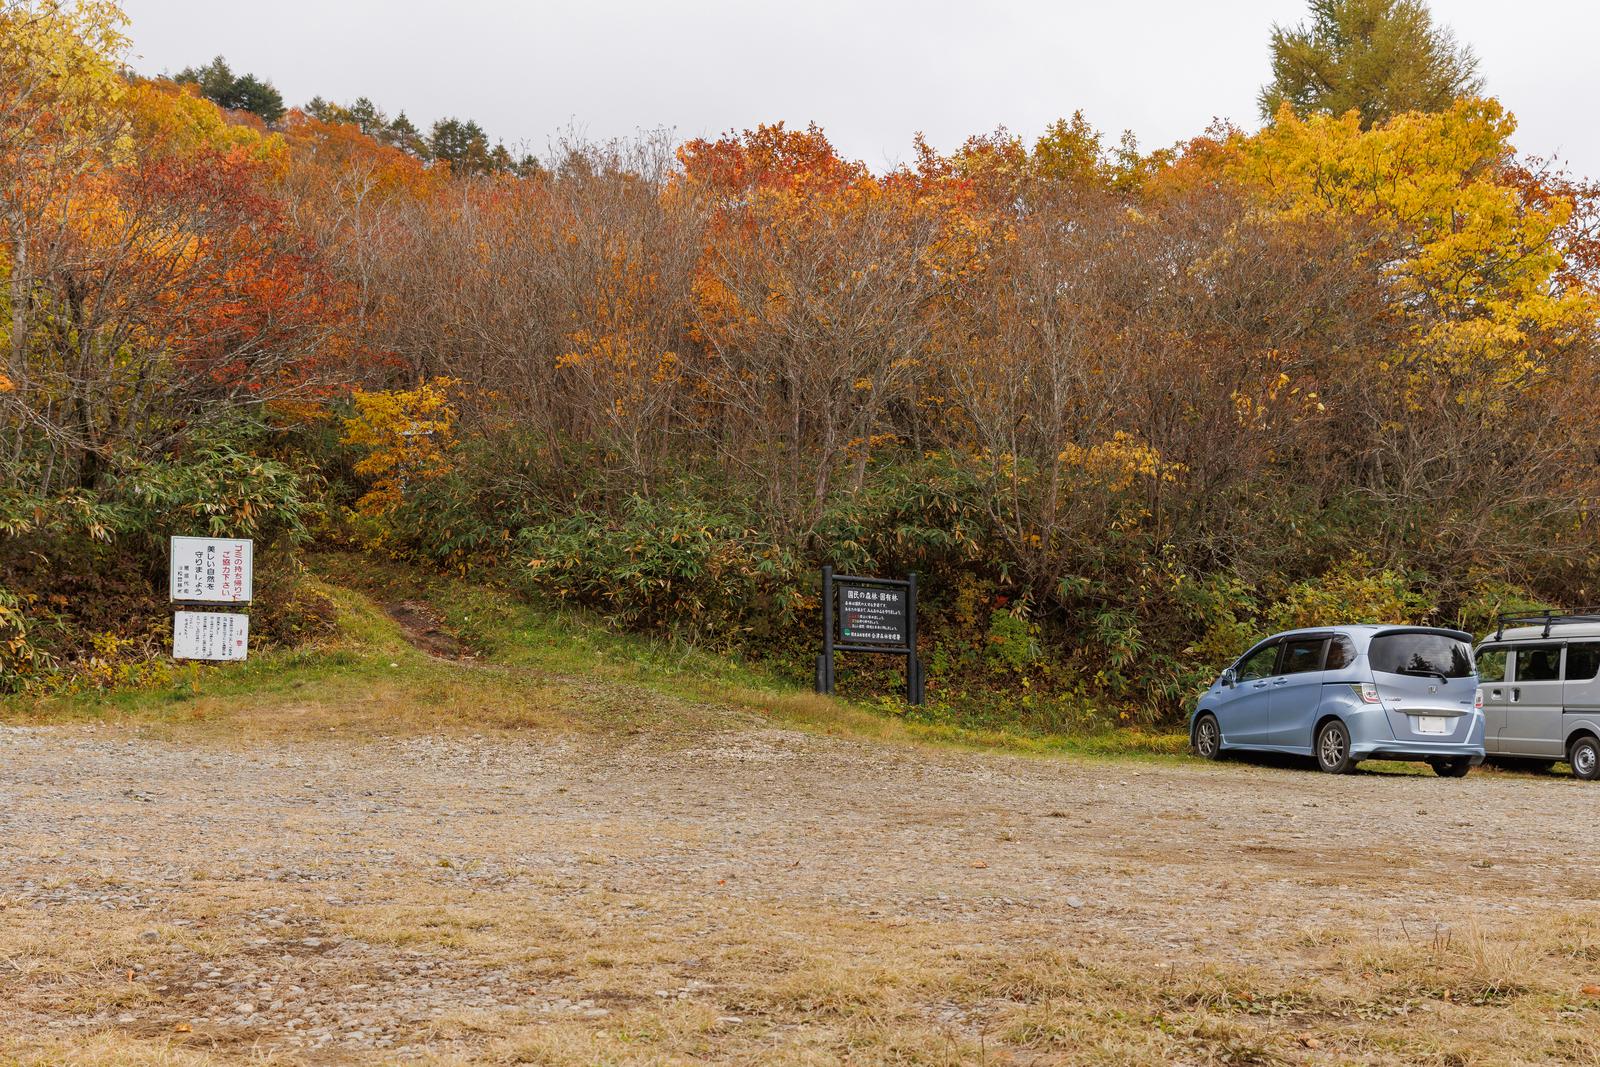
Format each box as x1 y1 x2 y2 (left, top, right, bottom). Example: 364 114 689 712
1494 608 1600 640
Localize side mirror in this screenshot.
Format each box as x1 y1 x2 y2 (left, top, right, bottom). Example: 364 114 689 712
1220 667 1237 688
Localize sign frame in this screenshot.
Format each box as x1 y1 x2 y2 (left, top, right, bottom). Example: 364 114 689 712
170 535 253 663
837 581 909 645
815 566 924 704
172 610 250 661
169 536 254 604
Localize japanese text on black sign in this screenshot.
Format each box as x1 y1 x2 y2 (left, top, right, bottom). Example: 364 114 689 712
839 584 908 644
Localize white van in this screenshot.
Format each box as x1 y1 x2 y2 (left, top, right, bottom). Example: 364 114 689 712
1475 612 1600 780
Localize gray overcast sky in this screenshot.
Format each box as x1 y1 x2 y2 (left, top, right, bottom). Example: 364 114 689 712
121 0 1598 178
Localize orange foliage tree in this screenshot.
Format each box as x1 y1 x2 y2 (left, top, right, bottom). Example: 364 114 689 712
7 0 1600 715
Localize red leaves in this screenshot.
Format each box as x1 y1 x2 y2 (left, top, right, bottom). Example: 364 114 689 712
93 147 352 391
678 122 866 197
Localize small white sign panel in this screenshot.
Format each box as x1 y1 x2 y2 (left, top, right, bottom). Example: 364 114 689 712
170 537 253 603
173 611 249 661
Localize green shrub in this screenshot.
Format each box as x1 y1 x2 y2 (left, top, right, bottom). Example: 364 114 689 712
985 609 1040 673
1457 581 1552 637
0 422 332 690
0 586 54 693
1264 557 1432 632
811 456 987 579
516 491 806 644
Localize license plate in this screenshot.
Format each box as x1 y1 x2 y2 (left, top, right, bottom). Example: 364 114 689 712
1412 715 1451 735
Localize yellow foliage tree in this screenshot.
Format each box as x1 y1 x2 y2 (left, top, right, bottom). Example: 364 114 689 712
122 78 286 170
1059 431 1184 494
555 241 683 475
340 378 460 515
1 0 130 369
1234 99 1596 402
0 1 128 148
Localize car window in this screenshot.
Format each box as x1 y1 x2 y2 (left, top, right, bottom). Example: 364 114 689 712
1515 645 1561 682
1566 644 1600 682
1476 647 1508 683
1368 632 1474 678
1281 637 1328 675
1236 642 1280 681
1325 636 1356 670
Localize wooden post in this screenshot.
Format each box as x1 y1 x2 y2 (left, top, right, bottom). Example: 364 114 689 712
817 565 835 695
907 570 922 705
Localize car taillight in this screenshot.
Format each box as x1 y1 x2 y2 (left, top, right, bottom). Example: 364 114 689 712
1351 682 1381 704
1475 687 1484 709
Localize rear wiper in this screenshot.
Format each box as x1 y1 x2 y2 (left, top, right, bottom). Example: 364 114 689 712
1398 667 1452 684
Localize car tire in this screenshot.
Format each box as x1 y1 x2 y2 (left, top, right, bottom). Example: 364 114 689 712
1315 720 1357 774
1429 757 1472 778
1193 713 1223 760
1570 736 1600 781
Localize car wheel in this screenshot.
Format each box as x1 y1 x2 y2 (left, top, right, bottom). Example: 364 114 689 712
1570 736 1600 781
1316 720 1357 774
1429 757 1472 778
1193 713 1222 760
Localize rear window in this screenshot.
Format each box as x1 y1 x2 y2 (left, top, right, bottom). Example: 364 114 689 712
1368 632 1473 678
1568 644 1600 682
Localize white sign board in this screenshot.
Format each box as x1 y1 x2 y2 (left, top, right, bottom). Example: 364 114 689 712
170 537 253 603
173 611 249 661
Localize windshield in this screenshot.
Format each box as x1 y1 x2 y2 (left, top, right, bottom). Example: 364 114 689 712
1368 632 1473 678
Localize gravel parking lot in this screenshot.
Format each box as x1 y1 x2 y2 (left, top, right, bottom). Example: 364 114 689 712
2 719 1597 1064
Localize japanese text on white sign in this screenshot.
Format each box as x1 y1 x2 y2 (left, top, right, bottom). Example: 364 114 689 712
172 611 249 661
170 537 253 603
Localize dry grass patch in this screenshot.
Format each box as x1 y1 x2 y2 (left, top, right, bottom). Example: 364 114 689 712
43 868 1596 1064
0 1033 292 1066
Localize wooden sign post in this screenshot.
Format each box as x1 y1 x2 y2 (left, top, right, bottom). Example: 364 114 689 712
816 565 924 704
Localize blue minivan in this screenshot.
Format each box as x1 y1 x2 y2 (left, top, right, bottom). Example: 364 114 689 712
1189 626 1484 776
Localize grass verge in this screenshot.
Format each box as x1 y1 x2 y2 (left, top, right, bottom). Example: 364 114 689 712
5 551 1189 760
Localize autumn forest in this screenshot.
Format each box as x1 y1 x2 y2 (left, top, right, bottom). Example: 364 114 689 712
3 0 1598 726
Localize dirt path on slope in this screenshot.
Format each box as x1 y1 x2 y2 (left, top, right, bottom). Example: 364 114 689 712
382 599 476 661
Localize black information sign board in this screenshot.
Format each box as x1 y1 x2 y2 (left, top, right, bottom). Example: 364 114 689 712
839 584 907 644
816 566 924 704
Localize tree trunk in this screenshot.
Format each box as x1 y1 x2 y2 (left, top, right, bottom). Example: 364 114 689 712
8 211 26 373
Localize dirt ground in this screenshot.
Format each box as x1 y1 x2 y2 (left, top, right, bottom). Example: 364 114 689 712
5 712 1600 1066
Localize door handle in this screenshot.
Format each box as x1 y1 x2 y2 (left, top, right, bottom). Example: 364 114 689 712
1490 688 1503 699
1252 681 1268 689
1511 687 1521 702
1272 678 1288 685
